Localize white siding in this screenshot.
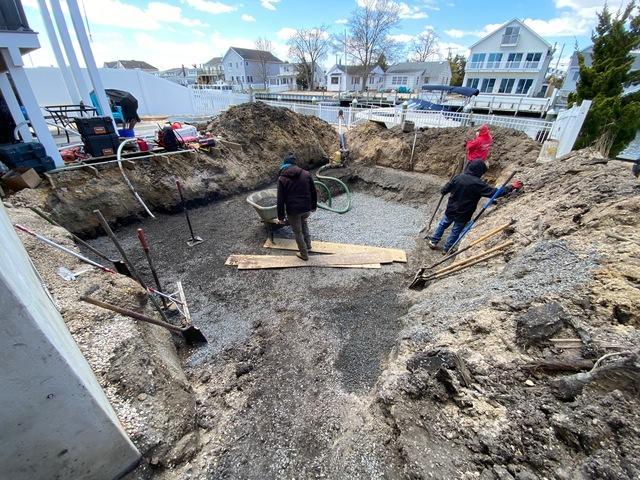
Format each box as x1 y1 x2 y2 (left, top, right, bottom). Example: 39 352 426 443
462 20 553 96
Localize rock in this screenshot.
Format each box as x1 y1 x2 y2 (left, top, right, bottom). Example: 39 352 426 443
493 465 515 480
235 362 253 378
525 379 535 387
137 393 148 401
516 302 566 346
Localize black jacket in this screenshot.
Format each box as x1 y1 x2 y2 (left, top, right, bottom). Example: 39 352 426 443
277 165 318 219
442 161 502 223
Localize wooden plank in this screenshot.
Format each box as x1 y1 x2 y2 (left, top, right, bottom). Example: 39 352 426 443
226 253 395 266
263 239 407 263
176 281 191 325
237 262 381 270
228 252 395 270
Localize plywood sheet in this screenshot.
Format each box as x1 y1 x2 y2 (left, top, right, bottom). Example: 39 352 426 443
227 252 395 270
263 239 407 263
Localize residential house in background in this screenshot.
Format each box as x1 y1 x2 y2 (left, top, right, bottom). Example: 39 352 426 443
462 18 553 96
383 61 452 91
103 60 158 73
268 62 326 91
561 46 640 94
326 64 385 92
157 65 198 86
222 47 283 87
200 56 225 84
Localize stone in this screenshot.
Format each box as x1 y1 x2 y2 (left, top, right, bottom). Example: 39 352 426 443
137 393 147 401
235 362 253 378
516 302 566 346
525 379 535 387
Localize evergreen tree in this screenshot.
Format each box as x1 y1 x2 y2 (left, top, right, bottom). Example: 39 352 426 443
571 2 640 156
448 54 466 86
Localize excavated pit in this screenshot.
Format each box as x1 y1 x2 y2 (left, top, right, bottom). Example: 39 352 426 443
8 104 640 479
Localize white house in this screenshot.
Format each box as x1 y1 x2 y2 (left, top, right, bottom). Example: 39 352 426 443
462 18 554 96
222 47 283 88
267 62 325 91
326 64 385 92
561 46 640 93
383 61 451 91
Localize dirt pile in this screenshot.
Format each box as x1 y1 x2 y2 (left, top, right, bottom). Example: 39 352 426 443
352 150 640 479
347 122 541 183
12 102 338 236
204 102 338 169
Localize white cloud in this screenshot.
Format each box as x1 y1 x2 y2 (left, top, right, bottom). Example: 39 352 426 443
523 15 593 37
276 27 297 40
397 2 428 19
444 29 466 38
335 18 348 25
147 2 208 27
421 0 440 11
261 0 281 10
555 0 602 18
182 0 237 14
241 14 256 22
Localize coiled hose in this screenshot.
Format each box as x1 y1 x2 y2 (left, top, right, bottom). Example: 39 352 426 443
314 164 352 214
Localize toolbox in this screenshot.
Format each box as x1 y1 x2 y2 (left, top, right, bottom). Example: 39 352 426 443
74 116 116 136
83 133 121 157
0 142 55 172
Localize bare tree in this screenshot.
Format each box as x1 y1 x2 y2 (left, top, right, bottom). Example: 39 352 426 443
255 37 274 88
411 31 439 62
288 26 330 90
336 0 400 91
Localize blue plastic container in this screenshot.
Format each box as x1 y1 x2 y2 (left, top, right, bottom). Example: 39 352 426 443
118 128 135 138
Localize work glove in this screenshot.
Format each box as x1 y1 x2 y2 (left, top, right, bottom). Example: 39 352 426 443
512 180 523 190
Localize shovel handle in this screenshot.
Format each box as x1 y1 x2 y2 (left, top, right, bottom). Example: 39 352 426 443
81 296 182 333
176 180 185 201
137 228 149 251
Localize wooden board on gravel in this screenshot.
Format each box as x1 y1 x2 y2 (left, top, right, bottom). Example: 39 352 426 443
226 252 395 270
263 239 407 263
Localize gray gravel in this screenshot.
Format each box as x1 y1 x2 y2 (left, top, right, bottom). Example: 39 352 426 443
85 185 429 478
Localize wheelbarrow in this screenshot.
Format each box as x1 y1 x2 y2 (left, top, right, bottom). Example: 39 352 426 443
246 189 286 241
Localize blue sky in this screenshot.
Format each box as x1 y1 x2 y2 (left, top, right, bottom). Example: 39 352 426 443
21 0 606 71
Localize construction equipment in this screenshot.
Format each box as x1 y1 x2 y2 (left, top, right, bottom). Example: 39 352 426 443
30 206 131 276
14 224 116 274
445 171 517 254
176 180 204 247
81 296 207 345
93 209 170 323
410 221 513 289
137 228 167 308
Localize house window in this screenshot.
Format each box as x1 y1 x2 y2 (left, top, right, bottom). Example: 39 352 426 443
241 76 245 82
466 78 479 89
498 78 515 93
469 53 486 69
351 76 361 85
515 78 533 94
245 61 249 66
502 26 520 45
369 76 376 84
486 53 503 69
572 71 580 81
506 53 523 69
228 62 232 67
331 76 340 85
391 76 408 85
524 52 542 69
247 76 253 83
480 78 495 93
236 63 239 68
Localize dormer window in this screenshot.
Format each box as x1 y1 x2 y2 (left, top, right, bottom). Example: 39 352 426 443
502 25 520 46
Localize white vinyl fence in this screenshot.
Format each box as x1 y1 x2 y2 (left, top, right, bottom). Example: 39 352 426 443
548 100 592 157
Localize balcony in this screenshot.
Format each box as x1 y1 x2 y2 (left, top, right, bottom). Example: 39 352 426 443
504 60 521 69
501 33 520 46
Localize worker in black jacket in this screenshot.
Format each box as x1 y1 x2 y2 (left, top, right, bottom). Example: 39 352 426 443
277 153 318 260
429 161 521 251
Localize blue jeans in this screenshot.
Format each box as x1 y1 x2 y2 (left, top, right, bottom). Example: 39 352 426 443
431 214 467 251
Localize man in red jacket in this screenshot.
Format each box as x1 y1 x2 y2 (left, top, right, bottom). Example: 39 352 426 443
277 153 318 260
466 124 493 162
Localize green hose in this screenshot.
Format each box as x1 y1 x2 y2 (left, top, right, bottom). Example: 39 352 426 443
314 164 352 214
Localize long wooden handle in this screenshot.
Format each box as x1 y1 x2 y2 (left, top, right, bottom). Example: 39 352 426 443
81 296 182 333
429 249 506 281
137 228 149 251
427 240 514 279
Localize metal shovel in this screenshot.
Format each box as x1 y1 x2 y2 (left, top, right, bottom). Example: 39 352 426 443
30 207 131 276
176 180 204 247
81 295 207 345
